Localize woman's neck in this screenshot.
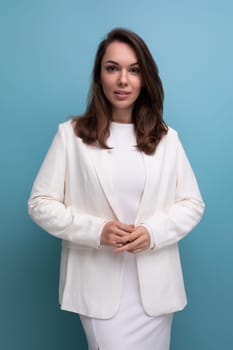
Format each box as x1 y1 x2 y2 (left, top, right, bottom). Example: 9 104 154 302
112 108 133 124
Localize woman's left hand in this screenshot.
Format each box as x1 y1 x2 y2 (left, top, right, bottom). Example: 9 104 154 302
114 226 150 254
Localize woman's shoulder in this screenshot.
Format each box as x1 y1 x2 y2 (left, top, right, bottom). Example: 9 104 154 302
163 125 179 143
167 125 178 136
54 119 84 147
57 119 78 138
57 119 74 133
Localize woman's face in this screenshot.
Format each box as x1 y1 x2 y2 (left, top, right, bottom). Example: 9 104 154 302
100 41 142 123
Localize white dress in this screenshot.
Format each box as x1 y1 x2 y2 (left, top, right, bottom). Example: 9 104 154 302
80 122 173 350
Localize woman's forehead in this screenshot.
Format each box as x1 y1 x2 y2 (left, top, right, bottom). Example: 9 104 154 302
102 41 138 65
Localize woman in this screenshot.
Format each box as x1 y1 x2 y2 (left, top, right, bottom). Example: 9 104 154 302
28 28 205 350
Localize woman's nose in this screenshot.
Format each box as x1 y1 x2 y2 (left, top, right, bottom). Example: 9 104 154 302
117 70 128 86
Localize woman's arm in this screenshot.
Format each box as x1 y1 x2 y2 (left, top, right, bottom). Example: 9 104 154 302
114 135 205 254
142 136 205 251
28 124 105 249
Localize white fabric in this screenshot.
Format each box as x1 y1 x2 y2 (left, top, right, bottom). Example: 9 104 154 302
107 122 154 248
80 248 173 349
80 122 173 349
80 312 173 350
107 122 145 224
28 120 205 317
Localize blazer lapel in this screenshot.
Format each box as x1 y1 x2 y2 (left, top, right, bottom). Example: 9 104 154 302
87 145 123 221
87 141 164 224
135 148 164 223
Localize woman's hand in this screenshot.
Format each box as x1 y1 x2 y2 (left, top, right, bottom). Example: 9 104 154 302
100 220 134 248
114 226 151 254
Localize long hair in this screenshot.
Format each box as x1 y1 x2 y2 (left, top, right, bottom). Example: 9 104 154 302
72 28 168 154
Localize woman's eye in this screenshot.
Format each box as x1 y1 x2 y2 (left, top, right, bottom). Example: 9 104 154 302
130 67 140 74
106 66 118 72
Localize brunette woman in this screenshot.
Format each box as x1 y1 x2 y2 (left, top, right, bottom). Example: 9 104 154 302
28 28 205 350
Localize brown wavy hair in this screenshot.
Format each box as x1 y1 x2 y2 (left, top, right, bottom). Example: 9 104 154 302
72 28 168 154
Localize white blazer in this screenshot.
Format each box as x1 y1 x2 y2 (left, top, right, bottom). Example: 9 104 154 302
28 120 204 318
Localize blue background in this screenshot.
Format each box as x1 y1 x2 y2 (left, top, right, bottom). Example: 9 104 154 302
1 0 232 349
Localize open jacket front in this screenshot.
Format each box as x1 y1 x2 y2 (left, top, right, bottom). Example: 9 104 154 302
28 120 205 318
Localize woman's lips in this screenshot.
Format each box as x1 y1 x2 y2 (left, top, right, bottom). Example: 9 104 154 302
114 90 130 99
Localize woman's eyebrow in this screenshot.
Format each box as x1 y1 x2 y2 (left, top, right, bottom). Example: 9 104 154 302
104 60 139 66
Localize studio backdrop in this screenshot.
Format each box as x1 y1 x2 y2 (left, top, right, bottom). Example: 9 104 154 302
1 0 232 349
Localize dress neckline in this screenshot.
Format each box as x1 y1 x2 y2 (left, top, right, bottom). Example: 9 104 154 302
109 122 136 148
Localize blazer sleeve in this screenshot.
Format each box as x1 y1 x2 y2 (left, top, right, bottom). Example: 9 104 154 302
28 124 105 249
142 135 205 251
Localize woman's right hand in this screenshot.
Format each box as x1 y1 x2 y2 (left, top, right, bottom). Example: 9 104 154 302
100 220 134 248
